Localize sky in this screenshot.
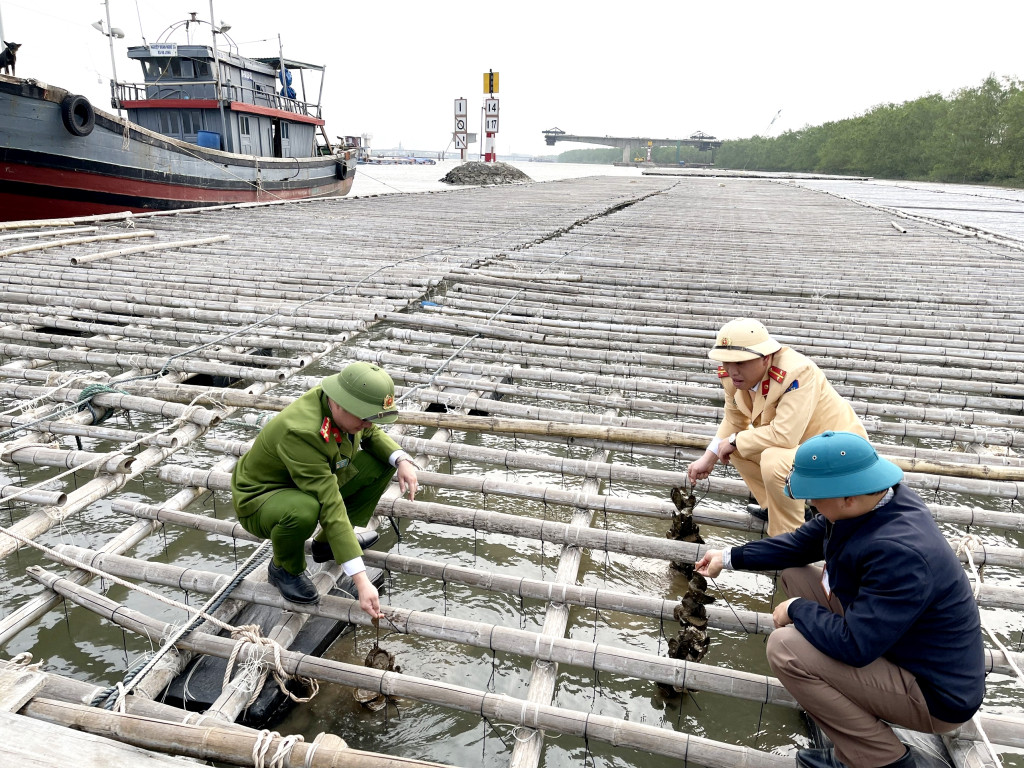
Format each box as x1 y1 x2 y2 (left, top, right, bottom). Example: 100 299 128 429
3 0 1024 158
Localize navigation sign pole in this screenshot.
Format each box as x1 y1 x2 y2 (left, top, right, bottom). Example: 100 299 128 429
483 70 499 162
454 98 468 160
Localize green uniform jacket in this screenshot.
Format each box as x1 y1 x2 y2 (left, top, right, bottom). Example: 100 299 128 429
231 386 401 563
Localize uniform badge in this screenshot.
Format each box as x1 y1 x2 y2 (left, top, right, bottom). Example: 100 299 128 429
785 380 800 392
320 416 342 443
337 457 350 468
768 366 786 384
383 393 394 409
719 336 730 346
716 366 729 378
761 379 771 396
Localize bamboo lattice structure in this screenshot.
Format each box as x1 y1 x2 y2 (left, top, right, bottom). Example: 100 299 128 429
0 175 1021 768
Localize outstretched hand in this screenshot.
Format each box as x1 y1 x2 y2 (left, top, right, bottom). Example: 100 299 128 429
396 459 418 500
694 549 724 579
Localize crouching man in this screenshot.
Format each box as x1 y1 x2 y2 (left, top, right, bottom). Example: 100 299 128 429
232 362 418 617
696 431 984 768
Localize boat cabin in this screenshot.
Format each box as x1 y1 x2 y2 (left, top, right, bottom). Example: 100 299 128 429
117 43 328 158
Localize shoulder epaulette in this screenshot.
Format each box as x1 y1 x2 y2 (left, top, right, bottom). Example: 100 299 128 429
717 366 729 379
768 365 786 384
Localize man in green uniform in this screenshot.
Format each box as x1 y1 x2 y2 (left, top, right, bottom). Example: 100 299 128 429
231 362 418 617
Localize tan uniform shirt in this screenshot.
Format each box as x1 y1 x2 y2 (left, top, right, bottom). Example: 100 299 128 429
716 346 865 457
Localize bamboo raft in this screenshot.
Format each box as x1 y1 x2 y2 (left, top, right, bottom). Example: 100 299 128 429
0 176 1022 768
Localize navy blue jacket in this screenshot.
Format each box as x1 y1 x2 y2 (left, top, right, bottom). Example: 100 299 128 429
731 484 985 724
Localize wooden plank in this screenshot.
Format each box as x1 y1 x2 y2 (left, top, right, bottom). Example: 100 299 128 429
0 711 190 767
0 665 45 712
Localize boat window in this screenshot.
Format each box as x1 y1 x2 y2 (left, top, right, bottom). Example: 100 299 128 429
195 60 211 78
158 111 181 136
240 116 251 136
180 59 194 78
181 110 202 135
143 58 169 79
280 122 289 139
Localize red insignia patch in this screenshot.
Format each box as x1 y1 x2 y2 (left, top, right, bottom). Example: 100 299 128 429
761 379 770 396
719 336 730 346
321 416 343 443
383 393 394 409
716 366 729 379
768 365 786 384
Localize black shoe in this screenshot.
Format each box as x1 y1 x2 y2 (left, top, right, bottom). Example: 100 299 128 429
745 503 769 522
310 530 381 563
267 561 320 604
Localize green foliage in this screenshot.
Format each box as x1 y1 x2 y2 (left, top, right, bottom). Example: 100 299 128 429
715 75 1024 186
557 148 622 164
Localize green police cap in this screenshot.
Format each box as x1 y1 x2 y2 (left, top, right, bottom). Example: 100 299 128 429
784 431 903 499
321 362 399 424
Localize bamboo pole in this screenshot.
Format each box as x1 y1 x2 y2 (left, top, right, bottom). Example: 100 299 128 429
513 423 613 768
0 342 294 383
0 415 179 449
0 230 156 258
0 383 222 427
22 697 454 768
2 446 134 474
69 235 232 266
29 567 1020 755
112 500 1024 609
0 327 311 369
24 567 799 767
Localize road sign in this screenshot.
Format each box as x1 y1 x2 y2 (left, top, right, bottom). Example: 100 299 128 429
454 133 468 149
454 98 467 117
483 71 499 94
485 116 499 133
454 116 467 132
485 98 499 116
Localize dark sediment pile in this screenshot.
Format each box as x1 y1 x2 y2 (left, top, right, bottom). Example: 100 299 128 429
440 161 533 185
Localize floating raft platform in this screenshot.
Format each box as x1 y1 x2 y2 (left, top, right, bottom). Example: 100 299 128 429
0 175 1022 768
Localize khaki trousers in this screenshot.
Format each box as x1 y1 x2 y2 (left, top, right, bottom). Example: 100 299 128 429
767 566 961 767
729 445 803 536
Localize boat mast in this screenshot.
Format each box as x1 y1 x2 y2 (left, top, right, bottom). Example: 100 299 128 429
208 0 232 151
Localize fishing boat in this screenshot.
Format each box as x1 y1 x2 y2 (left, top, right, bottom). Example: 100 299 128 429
0 12 356 222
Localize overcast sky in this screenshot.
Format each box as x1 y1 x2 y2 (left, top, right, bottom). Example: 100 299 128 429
4 0 1023 157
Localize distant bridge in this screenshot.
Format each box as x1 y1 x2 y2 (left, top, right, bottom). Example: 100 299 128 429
542 128 722 163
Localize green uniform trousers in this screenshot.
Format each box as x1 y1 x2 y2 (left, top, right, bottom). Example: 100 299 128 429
238 450 395 575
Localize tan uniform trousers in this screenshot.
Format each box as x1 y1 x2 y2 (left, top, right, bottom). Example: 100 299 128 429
766 566 961 767
729 445 803 536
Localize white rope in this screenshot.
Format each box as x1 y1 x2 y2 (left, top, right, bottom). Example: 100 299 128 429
223 624 320 708
955 534 1016 765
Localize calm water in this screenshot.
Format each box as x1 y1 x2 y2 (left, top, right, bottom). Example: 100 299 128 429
2 164 1021 768
349 159 642 196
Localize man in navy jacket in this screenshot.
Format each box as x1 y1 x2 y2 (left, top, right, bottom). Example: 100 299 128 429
696 431 985 768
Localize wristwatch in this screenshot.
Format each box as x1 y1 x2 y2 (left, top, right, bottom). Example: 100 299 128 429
727 433 738 447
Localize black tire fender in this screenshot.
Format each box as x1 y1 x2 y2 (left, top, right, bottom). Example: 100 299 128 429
60 94 95 137
335 159 349 180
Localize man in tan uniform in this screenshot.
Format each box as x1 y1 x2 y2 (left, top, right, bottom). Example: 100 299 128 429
687 318 866 535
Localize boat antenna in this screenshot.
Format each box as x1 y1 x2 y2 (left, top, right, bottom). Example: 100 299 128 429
134 0 148 45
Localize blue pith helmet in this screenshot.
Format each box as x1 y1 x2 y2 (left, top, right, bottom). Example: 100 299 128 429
784 431 903 499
